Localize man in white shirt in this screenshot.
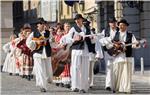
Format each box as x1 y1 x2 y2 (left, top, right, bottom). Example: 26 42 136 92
99 17 118 91
112 19 139 93
26 18 53 92
65 14 94 93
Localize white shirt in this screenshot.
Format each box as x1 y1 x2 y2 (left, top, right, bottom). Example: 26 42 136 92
119 31 138 48
114 30 139 62
99 28 117 49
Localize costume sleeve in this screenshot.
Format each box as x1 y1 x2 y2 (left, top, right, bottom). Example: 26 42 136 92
2 42 11 53
132 34 140 48
26 32 36 51
14 38 21 46
99 36 113 47
9 43 17 57
95 39 104 58
59 35 66 45
64 27 75 44
89 30 96 44
98 29 112 46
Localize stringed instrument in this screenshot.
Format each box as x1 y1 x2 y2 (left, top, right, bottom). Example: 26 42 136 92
51 43 71 76
107 39 147 57
32 36 50 50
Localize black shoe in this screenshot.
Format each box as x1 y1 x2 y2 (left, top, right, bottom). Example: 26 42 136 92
79 89 86 93
22 75 26 78
9 73 12 76
15 73 19 76
30 75 33 79
89 86 93 89
40 88 46 92
106 87 111 91
64 84 71 88
55 83 60 86
59 83 64 87
113 90 116 93
73 88 79 92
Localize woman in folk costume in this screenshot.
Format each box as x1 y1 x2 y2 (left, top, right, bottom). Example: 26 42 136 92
15 30 25 77
16 24 33 81
59 22 71 88
2 34 18 75
54 27 64 44
26 18 53 92
65 14 94 93
51 27 64 85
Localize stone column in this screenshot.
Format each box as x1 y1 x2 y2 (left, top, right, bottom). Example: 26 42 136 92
115 1 140 38
1 1 14 65
140 2 150 39
96 2 101 32
114 0 123 21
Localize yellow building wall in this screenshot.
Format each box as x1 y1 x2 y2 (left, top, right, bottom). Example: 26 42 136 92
60 0 97 29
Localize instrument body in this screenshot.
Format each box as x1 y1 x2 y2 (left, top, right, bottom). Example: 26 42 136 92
107 39 147 56
32 36 50 50
51 43 71 76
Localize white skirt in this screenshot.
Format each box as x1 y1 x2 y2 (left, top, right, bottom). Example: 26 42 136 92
3 53 17 74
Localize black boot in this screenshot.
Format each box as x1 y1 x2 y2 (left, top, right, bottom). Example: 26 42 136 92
22 75 26 78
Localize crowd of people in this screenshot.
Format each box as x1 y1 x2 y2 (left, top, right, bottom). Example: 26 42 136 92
2 13 140 94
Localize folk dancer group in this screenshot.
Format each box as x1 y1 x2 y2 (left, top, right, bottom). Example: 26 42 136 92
2 13 141 93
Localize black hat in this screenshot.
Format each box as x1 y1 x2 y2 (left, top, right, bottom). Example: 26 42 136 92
74 14 84 20
23 23 31 29
83 18 90 24
117 19 129 26
36 17 46 24
108 17 117 23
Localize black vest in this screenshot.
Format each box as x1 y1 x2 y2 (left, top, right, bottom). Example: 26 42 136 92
71 24 85 50
103 27 119 51
71 24 96 53
33 30 51 57
84 25 96 53
113 31 133 57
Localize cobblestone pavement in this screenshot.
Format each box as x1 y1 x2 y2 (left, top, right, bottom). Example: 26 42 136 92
1 71 150 95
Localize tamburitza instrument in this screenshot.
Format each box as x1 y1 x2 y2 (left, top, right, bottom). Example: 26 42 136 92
107 39 147 57
32 36 50 50
51 43 71 76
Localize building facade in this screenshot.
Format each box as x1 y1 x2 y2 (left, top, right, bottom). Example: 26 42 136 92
1 0 150 67
96 1 150 67
1 1 14 64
